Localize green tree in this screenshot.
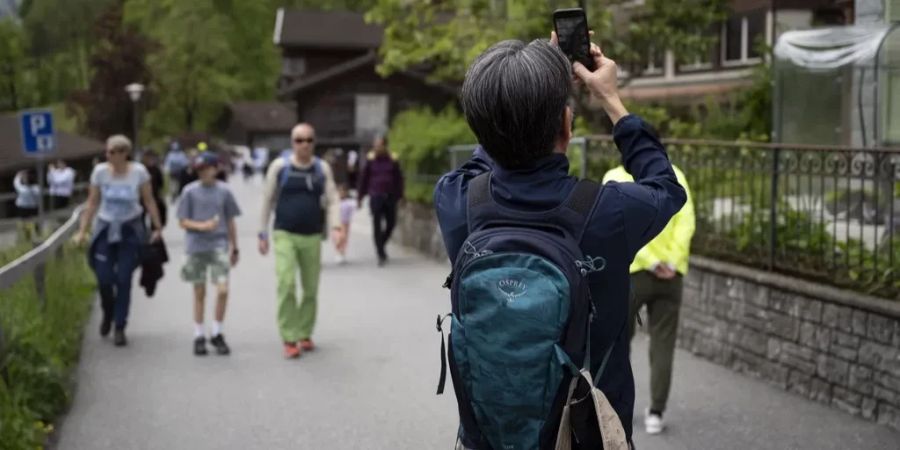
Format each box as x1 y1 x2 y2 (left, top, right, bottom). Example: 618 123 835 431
67 1 155 140
366 0 727 83
18 0 114 105
125 0 240 134
0 19 28 111
275 0 376 11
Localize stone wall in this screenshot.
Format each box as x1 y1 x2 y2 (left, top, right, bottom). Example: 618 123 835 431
681 257 900 431
395 202 900 431
395 201 448 262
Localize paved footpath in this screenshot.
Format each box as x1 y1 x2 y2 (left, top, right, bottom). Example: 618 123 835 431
55 179 899 450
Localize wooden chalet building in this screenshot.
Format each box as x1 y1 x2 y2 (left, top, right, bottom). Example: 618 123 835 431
273 9 457 153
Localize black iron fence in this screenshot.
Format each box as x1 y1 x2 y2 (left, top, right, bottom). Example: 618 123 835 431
442 138 900 299
583 137 900 300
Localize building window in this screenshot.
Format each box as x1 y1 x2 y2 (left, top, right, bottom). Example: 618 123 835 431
747 9 766 58
355 94 389 140
723 16 743 62
722 9 766 66
282 57 306 77
677 29 719 73
644 48 665 76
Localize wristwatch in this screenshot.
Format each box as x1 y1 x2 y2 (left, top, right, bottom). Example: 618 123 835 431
258 232 268 240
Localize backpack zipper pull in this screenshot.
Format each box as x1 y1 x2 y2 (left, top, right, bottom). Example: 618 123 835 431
436 313 452 395
442 273 453 289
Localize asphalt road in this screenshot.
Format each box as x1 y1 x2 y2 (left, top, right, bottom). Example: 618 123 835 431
54 178 900 450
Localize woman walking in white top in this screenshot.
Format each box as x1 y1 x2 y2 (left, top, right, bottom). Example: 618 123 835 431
75 135 163 346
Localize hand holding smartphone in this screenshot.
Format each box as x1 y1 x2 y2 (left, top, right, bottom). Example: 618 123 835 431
553 8 596 71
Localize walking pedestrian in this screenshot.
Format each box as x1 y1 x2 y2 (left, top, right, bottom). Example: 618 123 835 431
74 135 164 347
603 164 695 435
258 123 344 359
334 184 355 264
433 34 685 449
141 150 168 227
164 141 189 201
47 160 75 210
13 170 39 218
177 153 240 356
357 135 404 266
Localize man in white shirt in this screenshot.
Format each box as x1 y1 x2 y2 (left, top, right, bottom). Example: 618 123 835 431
48 159 76 209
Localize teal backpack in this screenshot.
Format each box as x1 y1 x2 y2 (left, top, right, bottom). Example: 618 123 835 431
437 173 626 450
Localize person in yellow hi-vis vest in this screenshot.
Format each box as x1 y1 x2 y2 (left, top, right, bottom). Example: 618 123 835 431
603 164 695 436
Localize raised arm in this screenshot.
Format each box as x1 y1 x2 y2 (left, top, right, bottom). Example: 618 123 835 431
572 38 685 257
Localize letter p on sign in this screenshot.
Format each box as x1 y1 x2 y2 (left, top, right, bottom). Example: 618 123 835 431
19 110 55 156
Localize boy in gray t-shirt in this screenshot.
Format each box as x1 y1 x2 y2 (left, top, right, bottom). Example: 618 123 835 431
177 153 241 356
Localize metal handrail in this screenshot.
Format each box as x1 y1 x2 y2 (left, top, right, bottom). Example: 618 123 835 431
0 205 84 291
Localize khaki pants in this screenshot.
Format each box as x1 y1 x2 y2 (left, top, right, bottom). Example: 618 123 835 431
628 270 683 413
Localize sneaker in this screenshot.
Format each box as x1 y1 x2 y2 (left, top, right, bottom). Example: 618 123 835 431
644 408 664 434
113 329 127 347
336 255 347 265
299 339 315 352
283 342 301 359
194 337 208 356
99 317 112 337
210 334 230 355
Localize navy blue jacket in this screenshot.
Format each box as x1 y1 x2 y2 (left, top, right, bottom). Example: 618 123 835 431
433 114 686 443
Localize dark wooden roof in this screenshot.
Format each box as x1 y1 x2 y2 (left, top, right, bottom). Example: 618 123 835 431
0 113 104 174
276 50 458 99
275 10 382 49
278 51 377 98
227 101 297 132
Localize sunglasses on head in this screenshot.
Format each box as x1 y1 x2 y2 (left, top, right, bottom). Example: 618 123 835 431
293 137 315 144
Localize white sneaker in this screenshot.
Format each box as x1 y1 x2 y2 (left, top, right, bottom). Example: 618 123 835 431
644 408 664 434
336 255 347 265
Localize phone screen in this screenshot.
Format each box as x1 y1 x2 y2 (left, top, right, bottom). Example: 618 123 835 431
554 11 595 71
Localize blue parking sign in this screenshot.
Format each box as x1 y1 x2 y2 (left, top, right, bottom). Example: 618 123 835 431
20 110 55 156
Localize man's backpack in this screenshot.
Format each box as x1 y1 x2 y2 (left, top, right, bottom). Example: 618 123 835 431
437 173 627 450
277 152 327 236
278 151 324 190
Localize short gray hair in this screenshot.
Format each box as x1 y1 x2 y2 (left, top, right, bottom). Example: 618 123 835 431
106 135 132 153
460 39 571 168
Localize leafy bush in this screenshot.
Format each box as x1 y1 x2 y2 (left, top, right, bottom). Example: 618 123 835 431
722 204 899 299
0 243 95 448
389 106 475 205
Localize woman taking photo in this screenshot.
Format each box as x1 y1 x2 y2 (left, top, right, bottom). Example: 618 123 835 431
75 135 163 346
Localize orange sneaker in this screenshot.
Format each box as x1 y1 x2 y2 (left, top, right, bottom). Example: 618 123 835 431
283 342 301 359
299 339 315 352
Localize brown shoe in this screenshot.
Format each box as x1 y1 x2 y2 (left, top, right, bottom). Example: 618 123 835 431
283 342 301 359
299 339 315 352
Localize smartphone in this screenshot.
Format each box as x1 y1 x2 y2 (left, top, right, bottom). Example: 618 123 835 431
553 8 596 71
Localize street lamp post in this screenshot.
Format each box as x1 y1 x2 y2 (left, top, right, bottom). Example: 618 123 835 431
125 83 145 154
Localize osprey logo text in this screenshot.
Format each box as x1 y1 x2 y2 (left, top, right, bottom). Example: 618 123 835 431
498 279 527 302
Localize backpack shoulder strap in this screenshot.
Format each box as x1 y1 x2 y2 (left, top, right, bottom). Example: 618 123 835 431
465 173 491 234
279 153 292 189
563 179 601 243
313 157 323 177
466 173 601 241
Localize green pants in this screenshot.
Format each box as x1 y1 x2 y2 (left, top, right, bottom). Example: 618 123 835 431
274 230 322 343
628 270 683 413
